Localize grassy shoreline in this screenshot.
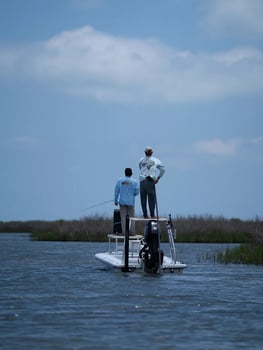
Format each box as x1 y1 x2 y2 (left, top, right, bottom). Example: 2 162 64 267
1 215 262 265
0 214 259 242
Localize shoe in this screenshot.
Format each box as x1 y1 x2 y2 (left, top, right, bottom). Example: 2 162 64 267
143 215 149 219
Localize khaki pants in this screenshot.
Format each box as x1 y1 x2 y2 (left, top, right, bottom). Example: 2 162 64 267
119 205 135 235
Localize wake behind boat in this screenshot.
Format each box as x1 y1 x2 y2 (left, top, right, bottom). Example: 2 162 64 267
95 214 187 274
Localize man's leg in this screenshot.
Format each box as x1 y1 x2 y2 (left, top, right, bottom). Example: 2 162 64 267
127 206 135 234
140 180 148 218
147 182 156 217
119 205 127 234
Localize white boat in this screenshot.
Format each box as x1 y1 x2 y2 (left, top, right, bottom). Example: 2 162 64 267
95 216 187 274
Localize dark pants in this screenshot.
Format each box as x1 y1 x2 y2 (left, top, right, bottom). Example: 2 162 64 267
140 179 156 217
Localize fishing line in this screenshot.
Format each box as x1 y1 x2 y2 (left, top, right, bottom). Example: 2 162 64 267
80 199 114 262
81 199 114 213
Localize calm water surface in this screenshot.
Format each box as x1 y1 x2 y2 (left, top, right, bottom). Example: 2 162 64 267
0 233 263 350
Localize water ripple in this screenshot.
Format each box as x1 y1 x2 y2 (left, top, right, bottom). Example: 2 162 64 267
0 234 263 350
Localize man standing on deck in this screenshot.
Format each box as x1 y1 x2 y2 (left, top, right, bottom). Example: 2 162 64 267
114 168 139 235
139 147 165 218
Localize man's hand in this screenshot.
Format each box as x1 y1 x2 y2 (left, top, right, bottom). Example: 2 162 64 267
154 177 160 184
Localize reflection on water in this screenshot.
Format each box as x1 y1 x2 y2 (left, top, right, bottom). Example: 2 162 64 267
0 233 263 350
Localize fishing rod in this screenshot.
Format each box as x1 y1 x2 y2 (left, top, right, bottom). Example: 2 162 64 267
81 199 114 212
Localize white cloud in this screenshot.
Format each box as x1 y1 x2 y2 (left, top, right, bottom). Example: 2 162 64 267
0 25 263 103
194 136 263 159
194 138 241 157
204 0 263 39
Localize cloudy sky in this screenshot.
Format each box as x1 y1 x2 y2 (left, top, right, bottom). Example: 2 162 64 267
1 0 263 221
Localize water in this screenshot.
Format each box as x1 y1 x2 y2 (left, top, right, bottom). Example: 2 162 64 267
0 233 263 350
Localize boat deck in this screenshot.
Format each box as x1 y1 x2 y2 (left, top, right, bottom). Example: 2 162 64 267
95 233 187 272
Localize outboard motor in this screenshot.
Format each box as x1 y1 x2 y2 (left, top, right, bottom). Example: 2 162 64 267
139 220 163 274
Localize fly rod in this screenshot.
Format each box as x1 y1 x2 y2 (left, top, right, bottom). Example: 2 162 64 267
81 199 114 212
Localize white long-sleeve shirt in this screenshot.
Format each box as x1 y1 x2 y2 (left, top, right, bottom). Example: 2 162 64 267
139 156 165 182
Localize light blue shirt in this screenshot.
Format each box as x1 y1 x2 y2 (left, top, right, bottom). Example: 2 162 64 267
139 156 165 182
114 176 139 206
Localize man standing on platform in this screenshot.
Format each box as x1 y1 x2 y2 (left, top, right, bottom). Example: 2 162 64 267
114 168 139 235
139 147 165 218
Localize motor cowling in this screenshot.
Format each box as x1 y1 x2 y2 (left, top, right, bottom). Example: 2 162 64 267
139 220 163 274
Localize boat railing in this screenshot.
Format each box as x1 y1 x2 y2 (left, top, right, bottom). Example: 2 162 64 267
130 217 177 263
107 217 178 263
107 234 143 257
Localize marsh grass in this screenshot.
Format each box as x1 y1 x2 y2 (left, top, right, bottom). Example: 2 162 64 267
175 231 251 243
216 225 263 265
217 244 263 265
0 214 259 243
1 214 262 264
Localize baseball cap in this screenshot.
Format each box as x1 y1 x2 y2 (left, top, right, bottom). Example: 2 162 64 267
145 146 153 152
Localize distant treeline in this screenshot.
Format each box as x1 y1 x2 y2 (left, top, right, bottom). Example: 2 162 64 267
1 215 262 244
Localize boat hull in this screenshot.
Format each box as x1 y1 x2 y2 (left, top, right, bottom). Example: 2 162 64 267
95 216 187 274
95 252 187 272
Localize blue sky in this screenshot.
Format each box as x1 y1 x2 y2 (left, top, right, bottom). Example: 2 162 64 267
1 0 263 221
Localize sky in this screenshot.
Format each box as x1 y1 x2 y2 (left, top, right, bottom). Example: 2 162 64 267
0 0 263 222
